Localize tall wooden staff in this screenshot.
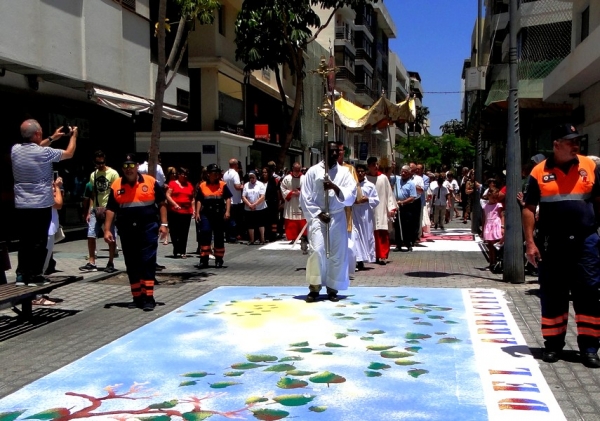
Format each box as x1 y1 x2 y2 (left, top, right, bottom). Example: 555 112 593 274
311 55 338 258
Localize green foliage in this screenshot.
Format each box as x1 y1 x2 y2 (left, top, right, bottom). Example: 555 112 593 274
440 119 466 137
395 134 474 170
173 0 220 24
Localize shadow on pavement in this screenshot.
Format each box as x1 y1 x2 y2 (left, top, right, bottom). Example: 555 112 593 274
0 308 80 342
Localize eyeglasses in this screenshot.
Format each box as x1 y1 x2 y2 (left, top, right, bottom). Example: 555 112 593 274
122 163 136 169
94 161 105 166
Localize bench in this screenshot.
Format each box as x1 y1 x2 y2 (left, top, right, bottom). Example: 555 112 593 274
0 276 82 320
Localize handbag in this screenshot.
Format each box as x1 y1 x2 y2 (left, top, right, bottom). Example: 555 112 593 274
54 226 66 243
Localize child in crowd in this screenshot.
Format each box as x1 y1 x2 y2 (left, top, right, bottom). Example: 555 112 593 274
482 187 504 271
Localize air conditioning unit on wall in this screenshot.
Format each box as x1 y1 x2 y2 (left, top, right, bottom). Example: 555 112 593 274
465 67 487 91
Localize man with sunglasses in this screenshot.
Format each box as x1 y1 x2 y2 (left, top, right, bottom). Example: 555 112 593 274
523 124 600 368
104 153 168 311
80 151 119 273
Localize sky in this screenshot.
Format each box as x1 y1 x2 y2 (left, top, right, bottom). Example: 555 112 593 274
387 1 477 135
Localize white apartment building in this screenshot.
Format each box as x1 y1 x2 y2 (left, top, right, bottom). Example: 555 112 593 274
544 0 600 155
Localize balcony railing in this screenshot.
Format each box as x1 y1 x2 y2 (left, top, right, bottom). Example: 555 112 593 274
336 66 356 85
335 26 353 42
355 48 374 65
355 83 377 101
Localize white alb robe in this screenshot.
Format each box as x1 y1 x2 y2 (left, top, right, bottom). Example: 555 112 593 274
280 173 304 220
366 173 396 231
300 162 357 291
352 179 379 263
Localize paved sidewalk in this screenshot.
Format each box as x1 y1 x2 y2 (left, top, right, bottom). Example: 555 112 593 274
1 220 600 420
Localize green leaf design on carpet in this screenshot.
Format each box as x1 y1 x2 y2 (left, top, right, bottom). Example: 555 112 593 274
264 364 297 372
287 347 312 353
277 377 309 389
286 370 318 376
224 371 245 377
380 351 414 359
438 337 463 344
250 409 290 420
230 363 266 370
273 394 316 406
246 354 278 362
395 359 422 366
405 332 432 340
368 362 392 370
408 369 429 378
181 371 212 378
309 371 346 386
366 345 395 351
209 381 240 389
279 356 303 362
364 370 383 377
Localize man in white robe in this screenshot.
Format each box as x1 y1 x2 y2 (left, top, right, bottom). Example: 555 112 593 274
300 142 357 302
352 164 379 270
280 162 306 243
366 157 397 265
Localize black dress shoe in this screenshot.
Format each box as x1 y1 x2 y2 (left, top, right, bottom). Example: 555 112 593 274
407 247 413 252
215 259 224 268
328 293 340 302
542 350 560 363
305 291 319 303
581 352 600 368
377 260 387 265
356 262 365 270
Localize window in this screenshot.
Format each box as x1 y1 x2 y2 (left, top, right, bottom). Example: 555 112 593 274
581 6 590 42
177 89 190 110
114 0 135 12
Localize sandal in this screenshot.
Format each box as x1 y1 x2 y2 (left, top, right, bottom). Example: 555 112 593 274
32 297 56 306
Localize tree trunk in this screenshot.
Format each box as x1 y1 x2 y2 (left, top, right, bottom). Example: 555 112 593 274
149 0 168 178
277 54 305 168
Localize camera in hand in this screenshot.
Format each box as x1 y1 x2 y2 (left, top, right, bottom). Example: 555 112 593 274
53 171 59 181
61 120 70 135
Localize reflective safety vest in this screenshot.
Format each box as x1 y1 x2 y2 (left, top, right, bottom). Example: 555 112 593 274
530 154 597 235
110 174 160 223
198 181 228 214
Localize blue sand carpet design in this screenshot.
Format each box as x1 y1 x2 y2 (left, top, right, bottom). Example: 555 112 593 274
0 287 563 421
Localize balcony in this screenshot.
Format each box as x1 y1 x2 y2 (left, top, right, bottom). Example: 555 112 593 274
355 48 374 65
356 83 378 104
336 66 356 85
335 26 356 56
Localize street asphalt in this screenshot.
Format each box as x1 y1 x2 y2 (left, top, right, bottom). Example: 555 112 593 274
1 219 600 420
